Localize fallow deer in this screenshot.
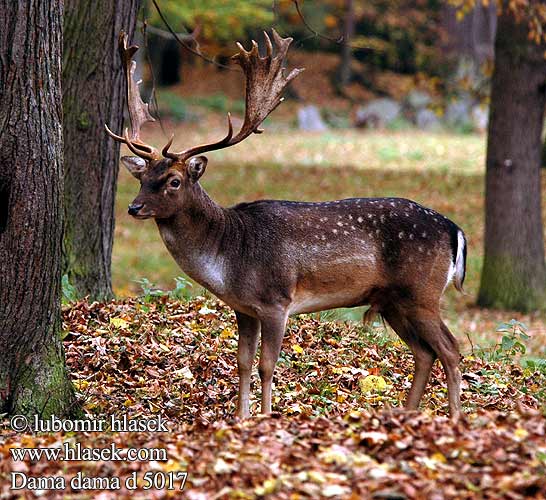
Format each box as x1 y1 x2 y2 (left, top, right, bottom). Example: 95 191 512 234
106 30 467 421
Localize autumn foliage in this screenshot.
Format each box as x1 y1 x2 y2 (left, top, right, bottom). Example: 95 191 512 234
1 297 544 498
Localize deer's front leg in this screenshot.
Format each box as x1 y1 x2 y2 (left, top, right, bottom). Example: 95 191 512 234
235 311 260 418
258 311 288 414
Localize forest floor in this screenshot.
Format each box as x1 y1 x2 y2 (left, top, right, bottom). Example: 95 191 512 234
1 297 545 499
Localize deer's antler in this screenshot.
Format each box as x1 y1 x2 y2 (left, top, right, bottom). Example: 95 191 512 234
164 29 304 162
105 31 161 161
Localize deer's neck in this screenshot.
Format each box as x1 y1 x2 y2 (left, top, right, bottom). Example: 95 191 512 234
155 185 231 294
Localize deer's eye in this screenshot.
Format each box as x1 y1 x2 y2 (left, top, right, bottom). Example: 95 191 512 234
169 178 181 189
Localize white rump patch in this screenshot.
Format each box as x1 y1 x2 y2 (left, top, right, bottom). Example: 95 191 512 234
444 230 466 291
445 261 456 291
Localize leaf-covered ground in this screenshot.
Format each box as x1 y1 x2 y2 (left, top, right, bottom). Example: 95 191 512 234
1 298 545 499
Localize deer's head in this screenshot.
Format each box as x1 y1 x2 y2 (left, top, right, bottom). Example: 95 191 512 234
106 30 303 220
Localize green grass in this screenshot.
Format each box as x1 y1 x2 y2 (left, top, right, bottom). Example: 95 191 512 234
155 90 246 121
112 125 546 355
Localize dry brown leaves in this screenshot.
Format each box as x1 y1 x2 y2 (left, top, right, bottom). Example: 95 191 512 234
1 298 545 499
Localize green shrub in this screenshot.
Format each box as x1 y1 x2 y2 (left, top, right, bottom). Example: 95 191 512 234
61 275 78 304
155 91 190 121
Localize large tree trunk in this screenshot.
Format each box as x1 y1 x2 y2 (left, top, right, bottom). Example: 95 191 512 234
63 1 140 300
477 9 546 311
0 0 76 416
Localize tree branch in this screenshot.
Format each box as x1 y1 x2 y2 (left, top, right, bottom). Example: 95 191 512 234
138 20 197 42
292 0 373 51
151 0 239 71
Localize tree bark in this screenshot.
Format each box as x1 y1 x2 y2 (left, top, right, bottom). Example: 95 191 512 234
477 8 546 311
63 1 140 300
0 0 76 416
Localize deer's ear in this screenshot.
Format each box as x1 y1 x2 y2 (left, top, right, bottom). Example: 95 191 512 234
187 156 208 183
121 156 147 179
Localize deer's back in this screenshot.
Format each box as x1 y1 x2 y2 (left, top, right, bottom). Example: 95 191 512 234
227 197 462 316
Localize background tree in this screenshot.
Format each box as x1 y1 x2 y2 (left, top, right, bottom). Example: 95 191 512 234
63 1 141 300
0 0 76 416
477 2 546 311
338 0 355 88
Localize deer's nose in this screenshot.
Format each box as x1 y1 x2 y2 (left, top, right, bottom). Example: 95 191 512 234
128 203 144 216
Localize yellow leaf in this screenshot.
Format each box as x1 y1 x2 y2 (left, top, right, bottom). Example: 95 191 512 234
332 366 350 374
308 470 325 484
254 478 279 496
358 375 388 394
75 380 89 391
292 344 304 354
158 343 170 352
162 459 183 472
110 317 129 329
431 452 447 463
514 428 528 440
319 445 350 465
220 328 235 339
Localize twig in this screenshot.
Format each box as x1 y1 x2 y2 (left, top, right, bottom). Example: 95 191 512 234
138 20 195 41
292 0 373 51
151 0 239 72
464 330 475 357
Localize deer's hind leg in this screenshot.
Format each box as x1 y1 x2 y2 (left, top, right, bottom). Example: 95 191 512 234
405 307 462 421
257 309 288 414
383 307 437 411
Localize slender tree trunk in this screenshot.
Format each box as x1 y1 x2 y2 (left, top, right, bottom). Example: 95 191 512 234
478 9 546 311
63 1 140 300
0 0 76 416
338 0 355 88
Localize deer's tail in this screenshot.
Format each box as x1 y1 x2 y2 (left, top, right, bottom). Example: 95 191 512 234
453 229 467 293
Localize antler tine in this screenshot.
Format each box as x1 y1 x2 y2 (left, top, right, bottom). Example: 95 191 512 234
162 134 175 159
263 31 273 59
229 28 304 145
104 30 161 161
172 29 304 163
122 127 157 161
175 114 234 163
